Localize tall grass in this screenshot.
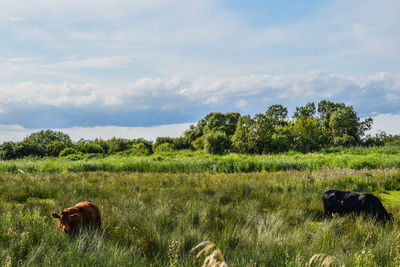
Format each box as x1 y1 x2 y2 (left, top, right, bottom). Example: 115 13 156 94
1 169 400 265
1 145 400 174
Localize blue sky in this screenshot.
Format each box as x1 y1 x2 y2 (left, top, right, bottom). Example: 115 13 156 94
0 0 399 141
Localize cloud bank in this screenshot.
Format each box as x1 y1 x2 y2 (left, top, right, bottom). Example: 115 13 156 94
0 71 399 129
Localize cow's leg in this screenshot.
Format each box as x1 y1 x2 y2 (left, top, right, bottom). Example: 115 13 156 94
323 203 333 219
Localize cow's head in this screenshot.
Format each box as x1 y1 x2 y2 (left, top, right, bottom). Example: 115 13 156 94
51 211 81 234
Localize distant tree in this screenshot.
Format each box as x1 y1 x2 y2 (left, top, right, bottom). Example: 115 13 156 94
266 104 288 126
289 117 323 153
131 138 154 153
204 130 229 155
191 136 204 150
75 139 105 154
154 143 175 154
329 106 372 146
152 137 175 152
46 140 70 157
183 124 201 146
107 137 130 154
270 125 292 153
293 102 316 120
59 147 81 157
130 143 151 156
0 141 17 160
25 130 72 146
203 112 240 137
23 130 72 157
15 140 45 158
231 115 253 154
251 113 276 153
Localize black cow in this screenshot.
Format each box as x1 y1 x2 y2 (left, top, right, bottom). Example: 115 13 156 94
323 189 392 222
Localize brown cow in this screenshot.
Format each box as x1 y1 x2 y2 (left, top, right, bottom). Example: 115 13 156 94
51 200 101 234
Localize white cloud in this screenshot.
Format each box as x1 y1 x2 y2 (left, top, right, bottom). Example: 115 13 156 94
1 0 399 79
0 71 399 113
50 56 135 69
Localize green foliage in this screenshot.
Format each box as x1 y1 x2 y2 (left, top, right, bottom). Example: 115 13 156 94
75 140 105 155
231 115 252 154
59 147 81 157
15 140 46 158
289 117 323 153
0 141 17 160
204 131 230 155
266 104 288 126
24 130 72 147
128 143 151 156
45 141 69 157
152 136 190 152
0 145 399 173
293 102 317 119
106 137 130 154
0 101 383 159
192 136 204 151
155 143 176 154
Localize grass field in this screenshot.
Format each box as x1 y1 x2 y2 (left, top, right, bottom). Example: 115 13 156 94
1 168 400 266
1 146 400 174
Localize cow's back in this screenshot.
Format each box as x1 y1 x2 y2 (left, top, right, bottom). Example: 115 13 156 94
74 201 101 228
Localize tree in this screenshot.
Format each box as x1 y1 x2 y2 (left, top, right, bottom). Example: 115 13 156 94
0 141 17 160
24 130 72 157
46 140 70 157
204 131 229 155
15 140 45 158
25 130 72 146
289 117 323 153
293 102 316 119
270 125 291 153
107 138 130 154
266 104 288 126
152 137 175 152
231 115 253 154
329 106 372 146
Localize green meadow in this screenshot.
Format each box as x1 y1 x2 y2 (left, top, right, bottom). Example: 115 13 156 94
1 146 400 174
1 165 400 266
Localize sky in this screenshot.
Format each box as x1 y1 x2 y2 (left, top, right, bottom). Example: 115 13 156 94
0 0 399 142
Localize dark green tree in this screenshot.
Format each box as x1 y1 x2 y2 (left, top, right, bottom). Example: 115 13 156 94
231 115 253 154
0 141 17 160
204 130 230 155
266 104 288 126
293 102 316 119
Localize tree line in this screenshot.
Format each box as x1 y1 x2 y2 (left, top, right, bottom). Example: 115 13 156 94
0 100 399 160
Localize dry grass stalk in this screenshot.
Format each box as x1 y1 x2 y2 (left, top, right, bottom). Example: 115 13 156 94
308 253 343 267
192 241 228 267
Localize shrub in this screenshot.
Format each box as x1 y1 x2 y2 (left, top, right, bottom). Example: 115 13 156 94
204 131 229 155
0 141 17 160
45 141 70 157
154 143 175 154
75 141 105 155
59 147 81 157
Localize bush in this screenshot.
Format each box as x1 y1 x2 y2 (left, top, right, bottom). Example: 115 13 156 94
59 147 81 157
192 136 204 151
45 141 70 157
75 141 105 155
118 143 151 156
204 131 229 155
154 143 175 154
0 141 17 160
14 140 45 158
